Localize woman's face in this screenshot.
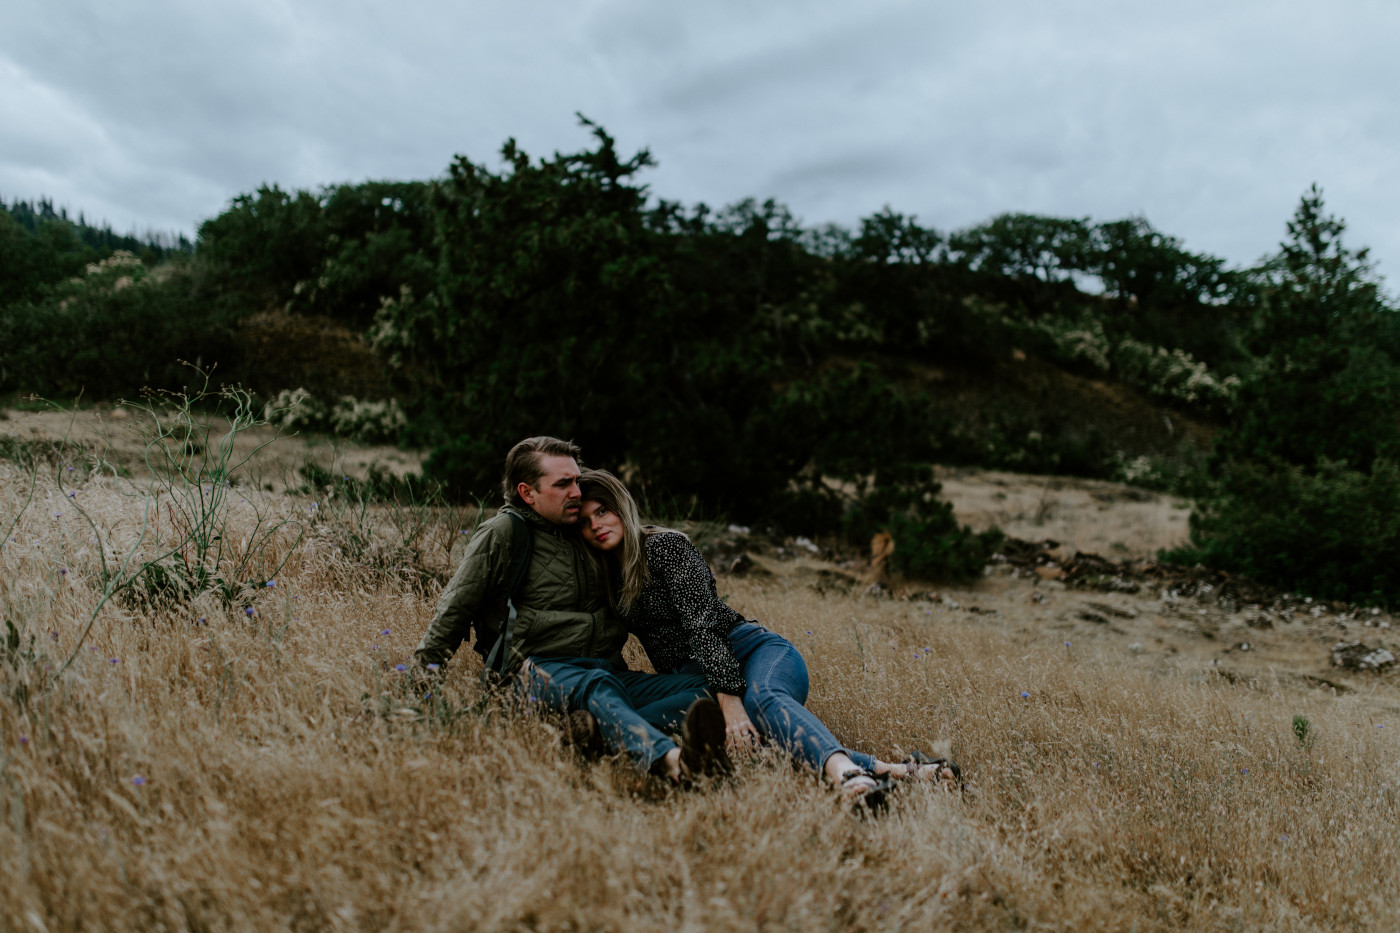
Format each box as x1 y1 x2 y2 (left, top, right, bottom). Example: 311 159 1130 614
580 499 624 552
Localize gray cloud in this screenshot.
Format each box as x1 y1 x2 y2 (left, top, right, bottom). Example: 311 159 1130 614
2 0 1396 281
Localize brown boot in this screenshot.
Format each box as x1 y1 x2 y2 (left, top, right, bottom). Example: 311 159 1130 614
678 698 732 779
562 710 606 759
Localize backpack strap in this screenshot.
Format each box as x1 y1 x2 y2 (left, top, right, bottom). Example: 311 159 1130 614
482 511 533 683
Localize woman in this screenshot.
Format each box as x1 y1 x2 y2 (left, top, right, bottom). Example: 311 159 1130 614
577 469 960 808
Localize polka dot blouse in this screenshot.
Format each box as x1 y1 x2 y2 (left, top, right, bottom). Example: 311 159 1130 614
621 530 748 697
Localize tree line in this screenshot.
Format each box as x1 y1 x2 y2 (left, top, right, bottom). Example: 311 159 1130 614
2 120 1398 600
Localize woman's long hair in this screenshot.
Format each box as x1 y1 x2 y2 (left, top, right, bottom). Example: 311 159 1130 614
577 469 656 613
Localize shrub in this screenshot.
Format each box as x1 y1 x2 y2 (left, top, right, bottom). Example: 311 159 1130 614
1167 457 1400 607
0 253 240 398
263 388 405 445
1112 339 1241 414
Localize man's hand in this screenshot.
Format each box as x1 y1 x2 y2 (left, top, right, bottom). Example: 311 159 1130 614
717 692 760 754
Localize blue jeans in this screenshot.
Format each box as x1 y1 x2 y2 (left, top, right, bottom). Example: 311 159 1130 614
682 623 877 774
520 657 709 771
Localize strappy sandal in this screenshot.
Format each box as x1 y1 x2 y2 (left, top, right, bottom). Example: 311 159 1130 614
901 750 963 791
839 768 891 814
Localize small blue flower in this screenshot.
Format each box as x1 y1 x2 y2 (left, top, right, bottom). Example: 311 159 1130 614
424 693 432 700
109 658 120 664
395 663 407 672
19 735 27 745
197 617 206 624
265 579 276 588
245 607 254 616
59 568 67 575
381 629 391 635
426 663 439 671
1020 691 1031 699
1065 641 1072 647
132 775 146 786
1378 724 1386 729
68 492 76 498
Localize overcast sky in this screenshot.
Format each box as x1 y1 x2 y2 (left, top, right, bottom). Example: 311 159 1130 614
2 0 1396 282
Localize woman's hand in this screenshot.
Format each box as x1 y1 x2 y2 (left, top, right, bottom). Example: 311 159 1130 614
717 692 760 754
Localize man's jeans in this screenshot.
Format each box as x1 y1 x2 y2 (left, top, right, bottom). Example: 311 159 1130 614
681 623 878 774
520 657 709 771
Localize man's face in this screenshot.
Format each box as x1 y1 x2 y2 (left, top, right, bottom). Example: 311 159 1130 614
518 455 582 525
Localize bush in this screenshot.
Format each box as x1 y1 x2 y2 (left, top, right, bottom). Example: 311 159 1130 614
0 253 240 398
1167 457 1400 607
263 388 405 445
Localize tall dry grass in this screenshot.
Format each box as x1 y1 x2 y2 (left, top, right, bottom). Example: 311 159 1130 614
2 456 1399 931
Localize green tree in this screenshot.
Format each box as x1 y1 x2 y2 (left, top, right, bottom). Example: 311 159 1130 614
375 118 780 509
1225 185 1400 468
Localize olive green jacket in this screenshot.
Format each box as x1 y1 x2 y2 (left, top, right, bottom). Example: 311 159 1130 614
413 504 626 672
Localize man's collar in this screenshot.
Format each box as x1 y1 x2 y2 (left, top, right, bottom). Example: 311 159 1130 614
501 502 571 533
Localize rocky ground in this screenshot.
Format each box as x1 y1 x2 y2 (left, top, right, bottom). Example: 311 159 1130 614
698 475 1400 725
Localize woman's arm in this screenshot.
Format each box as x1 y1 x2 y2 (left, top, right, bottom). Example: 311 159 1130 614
647 533 748 698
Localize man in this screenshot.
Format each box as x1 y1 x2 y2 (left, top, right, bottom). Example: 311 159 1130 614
414 436 728 782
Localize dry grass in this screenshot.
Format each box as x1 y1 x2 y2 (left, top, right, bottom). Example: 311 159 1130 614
3 458 1400 932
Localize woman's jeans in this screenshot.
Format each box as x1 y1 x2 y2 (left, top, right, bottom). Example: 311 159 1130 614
682 623 877 775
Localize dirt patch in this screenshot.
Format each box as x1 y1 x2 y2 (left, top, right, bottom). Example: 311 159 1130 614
937 465 1190 560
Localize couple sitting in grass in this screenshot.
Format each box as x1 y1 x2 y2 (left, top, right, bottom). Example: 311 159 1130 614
414 436 959 810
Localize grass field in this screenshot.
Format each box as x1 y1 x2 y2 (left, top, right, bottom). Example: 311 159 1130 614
3 426 1399 931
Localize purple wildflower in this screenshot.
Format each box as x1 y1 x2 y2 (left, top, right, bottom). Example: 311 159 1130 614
1020 691 1031 699
395 663 407 672
132 775 146 786
109 658 120 664
265 579 276 588
381 629 391 635
245 607 254 616
426 663 439 671
19 735 27 745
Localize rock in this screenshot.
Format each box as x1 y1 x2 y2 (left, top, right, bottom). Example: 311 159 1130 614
1330 641 1397 672
1034 565 1065 581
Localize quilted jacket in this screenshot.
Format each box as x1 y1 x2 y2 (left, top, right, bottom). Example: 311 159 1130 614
412 505 626 671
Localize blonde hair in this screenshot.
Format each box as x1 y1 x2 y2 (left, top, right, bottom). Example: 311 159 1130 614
577 468 658 613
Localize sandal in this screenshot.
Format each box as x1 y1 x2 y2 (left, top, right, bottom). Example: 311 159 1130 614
839 768 891 814
902 750 963 791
